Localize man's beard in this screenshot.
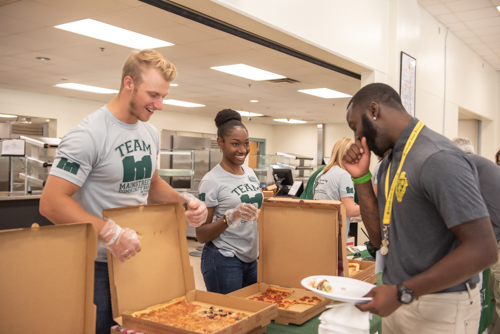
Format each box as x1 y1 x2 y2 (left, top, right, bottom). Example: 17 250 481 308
362 114 386 158
128 89 143 121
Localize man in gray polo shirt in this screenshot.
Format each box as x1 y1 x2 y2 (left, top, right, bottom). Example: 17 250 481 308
453 137 500 334
342 83 497 334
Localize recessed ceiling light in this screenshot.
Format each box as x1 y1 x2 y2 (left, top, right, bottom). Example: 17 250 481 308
163 99 205 108
0 114 17 118
211 64 285 81
54 83 118 94
236 110 263 117
298 88 352 99
274 119 307 124
55 19 174 49
36 57 50 61
250 100 258 103
45 119 50 122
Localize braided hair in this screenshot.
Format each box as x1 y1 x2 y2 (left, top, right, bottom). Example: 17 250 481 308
214 109 247 139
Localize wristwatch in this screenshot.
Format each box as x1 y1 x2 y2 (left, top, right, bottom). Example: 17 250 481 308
396 282 414 304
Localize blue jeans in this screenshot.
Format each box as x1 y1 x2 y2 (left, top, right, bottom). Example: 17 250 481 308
201 241 257 294
94 261 117 334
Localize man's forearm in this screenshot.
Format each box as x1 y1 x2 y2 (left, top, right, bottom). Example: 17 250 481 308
355 181 382 247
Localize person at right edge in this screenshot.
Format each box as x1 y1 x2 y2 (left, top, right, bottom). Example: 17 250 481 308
341 83 497 334
452 137 500 334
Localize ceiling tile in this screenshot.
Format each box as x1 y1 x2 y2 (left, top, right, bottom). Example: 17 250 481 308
453 29 476 38
0 14 44 34
454 7 499 21
418 0 442 6
480 34 500 43
184 38 251 55
0 0 83 26
473 26 500 37
447 21 469 31
425 4 452 15
0 43 25 56
93 6 180 35
464 16 500 29
33 0 134 18
482 54 499 61
445 0 492 12
476 48 494 56
0 55 42 68
461 36 484 45
437 13 460 24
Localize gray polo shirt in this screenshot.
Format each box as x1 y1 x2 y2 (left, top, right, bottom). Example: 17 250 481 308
468 154 500 241
377 118 488 292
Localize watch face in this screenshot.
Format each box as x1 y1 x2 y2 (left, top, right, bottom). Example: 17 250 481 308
401 292 413 304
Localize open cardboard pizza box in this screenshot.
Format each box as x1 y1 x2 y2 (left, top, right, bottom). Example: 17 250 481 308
111 324 268 334
229 198 350 325
349 259 377 284
105 203 278 334
0 223 97 334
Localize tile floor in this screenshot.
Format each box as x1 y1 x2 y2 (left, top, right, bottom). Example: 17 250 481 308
186 238 206 291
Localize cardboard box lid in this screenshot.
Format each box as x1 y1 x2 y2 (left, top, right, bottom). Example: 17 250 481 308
104 203 196 321
258 199 347 289
0 223 97 333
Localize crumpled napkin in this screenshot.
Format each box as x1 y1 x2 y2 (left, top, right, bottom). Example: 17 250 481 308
318 303 370 334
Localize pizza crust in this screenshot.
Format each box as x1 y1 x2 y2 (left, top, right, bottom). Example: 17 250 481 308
348 263 360 277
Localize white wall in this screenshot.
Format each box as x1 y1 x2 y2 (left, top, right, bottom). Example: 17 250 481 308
457 120 478 153
272 124 318 159
324 123 354 157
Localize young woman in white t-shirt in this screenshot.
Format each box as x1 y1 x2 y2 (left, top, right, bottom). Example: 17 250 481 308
196 109 262 294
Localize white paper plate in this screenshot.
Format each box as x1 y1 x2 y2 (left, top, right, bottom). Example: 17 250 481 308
301 276 374 304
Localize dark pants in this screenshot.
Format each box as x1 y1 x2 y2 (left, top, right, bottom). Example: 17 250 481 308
201 241 257 294
94 261 117 334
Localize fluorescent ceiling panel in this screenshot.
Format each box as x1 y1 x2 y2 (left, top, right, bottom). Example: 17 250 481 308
54 83 118 94
274 119 307 124
236 110 263 117
298 88 352 99
0 114 17 118
211 64 285 81
55 19 174 49
163 99 205 107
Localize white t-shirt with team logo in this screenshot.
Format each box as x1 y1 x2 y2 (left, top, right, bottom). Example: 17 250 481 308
198 164 263 263
313 165 355 229
50 105 159 262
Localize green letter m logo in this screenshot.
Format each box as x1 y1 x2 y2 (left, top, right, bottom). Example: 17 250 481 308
122 155 152 182
56 157 80 175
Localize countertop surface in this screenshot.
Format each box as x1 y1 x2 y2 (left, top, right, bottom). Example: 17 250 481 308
0 192 42 201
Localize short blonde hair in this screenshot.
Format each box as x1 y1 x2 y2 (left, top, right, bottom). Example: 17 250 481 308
323 137 354 174
120 49 177 91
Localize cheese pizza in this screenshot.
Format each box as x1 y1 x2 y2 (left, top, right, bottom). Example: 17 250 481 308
248 286 323 309
132 297 249 333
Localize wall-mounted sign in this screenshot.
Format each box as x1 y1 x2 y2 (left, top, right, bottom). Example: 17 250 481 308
400 52 416 117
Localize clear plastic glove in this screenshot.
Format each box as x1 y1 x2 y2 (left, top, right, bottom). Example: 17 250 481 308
178 192 208 227
225 203 259 228
99 218 141 262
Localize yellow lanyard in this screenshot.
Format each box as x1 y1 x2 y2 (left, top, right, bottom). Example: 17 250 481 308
383 120 425 226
